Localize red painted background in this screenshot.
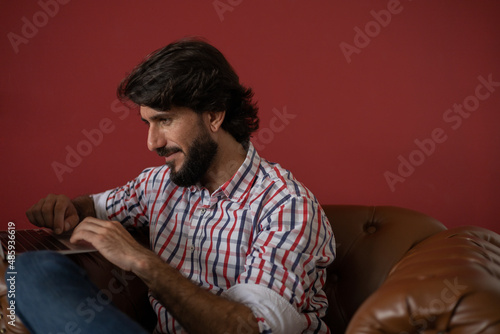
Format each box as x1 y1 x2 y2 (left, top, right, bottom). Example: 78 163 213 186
1 0 499 233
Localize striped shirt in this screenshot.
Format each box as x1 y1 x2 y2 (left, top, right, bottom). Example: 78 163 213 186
92 143 336 334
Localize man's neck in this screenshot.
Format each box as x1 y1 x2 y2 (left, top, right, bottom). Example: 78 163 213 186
201 135 247 194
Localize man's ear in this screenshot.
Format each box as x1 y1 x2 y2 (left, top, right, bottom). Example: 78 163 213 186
206 111 225 132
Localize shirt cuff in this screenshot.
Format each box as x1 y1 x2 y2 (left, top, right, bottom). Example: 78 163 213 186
223 284 307 334
90 190 112 220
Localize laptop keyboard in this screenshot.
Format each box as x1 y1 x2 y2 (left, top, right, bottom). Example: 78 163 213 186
0 229 70 253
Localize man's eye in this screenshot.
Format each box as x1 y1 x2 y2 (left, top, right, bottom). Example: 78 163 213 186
159 118 171 125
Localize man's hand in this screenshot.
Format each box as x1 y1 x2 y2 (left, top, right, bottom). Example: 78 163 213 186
71 218 259 334
26 194 80 234
70 217 154 271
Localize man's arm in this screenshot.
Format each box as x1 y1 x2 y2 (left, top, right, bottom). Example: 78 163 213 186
26 194 96 234
135 248 259 334
230 196 336 333
70 217 260 334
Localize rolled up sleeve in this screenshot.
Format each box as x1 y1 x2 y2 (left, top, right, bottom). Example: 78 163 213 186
232 196 336 333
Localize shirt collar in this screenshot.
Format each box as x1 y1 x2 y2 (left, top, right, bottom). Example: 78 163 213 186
218 142 261 202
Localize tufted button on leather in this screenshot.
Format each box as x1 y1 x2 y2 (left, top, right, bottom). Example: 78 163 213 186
364 224 377 234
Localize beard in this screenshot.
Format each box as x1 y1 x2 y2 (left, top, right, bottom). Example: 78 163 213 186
156 128 218 188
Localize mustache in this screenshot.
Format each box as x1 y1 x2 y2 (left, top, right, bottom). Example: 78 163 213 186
156 147 182 157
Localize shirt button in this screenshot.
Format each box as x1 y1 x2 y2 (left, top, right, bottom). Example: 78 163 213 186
189 245 195 252
201 208 206 214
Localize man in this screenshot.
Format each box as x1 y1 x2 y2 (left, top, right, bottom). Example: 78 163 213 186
16 38 336 334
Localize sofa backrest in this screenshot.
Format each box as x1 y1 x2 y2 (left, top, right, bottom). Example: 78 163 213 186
320 205 446 333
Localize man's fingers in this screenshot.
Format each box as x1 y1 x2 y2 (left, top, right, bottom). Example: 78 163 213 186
41 195 57 231
25 203 36 225
27 198 46 227
26 194 80 234
64 208 80 232
76 217 109 230
70 227 95 244
70 219 117 248
69 218 142 271
71 218 109 240
54 197 79 233
70 219 131 246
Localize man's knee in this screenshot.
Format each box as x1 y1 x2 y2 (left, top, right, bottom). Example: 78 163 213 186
17 250 69 272
13 251 83 290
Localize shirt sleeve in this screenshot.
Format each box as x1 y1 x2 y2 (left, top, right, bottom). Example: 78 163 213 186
223 284 305 334
230 195 336 333
91 167 155 227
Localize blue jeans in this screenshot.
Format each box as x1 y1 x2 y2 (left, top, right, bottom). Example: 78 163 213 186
9 251 149 334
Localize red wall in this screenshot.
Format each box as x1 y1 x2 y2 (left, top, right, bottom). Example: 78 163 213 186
1 0 499 233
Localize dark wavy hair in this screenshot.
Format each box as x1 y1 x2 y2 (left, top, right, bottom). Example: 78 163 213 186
118 37 259 145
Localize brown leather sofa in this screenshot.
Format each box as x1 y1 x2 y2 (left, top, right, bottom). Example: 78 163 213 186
1 205 499 333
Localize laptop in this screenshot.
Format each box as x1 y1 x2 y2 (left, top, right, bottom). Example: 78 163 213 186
0 228 96 259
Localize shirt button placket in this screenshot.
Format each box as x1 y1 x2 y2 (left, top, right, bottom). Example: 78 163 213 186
191 207 206 255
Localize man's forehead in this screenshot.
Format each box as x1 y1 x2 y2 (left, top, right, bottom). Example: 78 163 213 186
139 106 182 120
139 106 201 124
140 106 172 116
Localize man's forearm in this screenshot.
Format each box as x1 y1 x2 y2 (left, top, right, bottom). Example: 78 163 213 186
72 195 97 222
132 252 259 334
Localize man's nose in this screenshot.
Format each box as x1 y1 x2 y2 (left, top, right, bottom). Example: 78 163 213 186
147 125 166 151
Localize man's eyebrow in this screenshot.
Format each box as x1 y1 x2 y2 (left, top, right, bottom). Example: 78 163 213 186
141 112 174 123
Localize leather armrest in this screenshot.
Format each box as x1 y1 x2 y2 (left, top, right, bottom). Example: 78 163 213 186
322 205 446 332
346 226 500 333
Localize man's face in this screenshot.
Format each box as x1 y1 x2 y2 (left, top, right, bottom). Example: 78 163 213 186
140 106 218 187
